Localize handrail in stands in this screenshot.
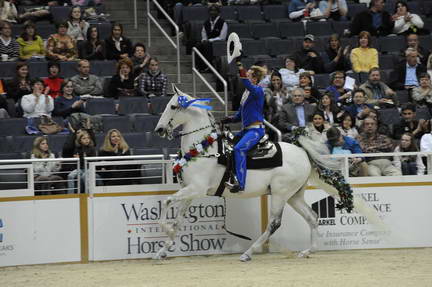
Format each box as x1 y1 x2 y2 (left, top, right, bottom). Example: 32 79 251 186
146 0 181 83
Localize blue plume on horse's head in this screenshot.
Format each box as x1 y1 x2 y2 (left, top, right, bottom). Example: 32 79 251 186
172 84 213 110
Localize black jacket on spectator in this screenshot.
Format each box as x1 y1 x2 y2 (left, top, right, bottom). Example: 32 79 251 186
62 129 96 172
323 48 351 73
293 48 324 74
105 37 133 60
393 119 423 140
350 9 394 37
6 78 31 103
107 74 135 99
98 149 140 185
78 40 105 61
390 61 427 90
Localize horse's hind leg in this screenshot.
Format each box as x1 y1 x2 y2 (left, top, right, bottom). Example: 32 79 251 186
287 187 319 258
239 193 287 262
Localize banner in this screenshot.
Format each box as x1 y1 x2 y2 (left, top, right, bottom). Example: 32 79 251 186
90 196 262 260
270 185 432 252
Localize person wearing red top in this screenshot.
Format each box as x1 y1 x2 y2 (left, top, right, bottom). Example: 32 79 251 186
43 62 64 99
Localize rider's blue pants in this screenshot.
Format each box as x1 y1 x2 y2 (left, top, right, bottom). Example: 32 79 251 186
234 128 265 190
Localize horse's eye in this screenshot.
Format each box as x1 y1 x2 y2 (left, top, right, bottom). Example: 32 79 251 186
170 105 178 110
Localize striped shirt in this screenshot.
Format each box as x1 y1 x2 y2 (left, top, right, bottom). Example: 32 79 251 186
138 70 168 97
0 36 19 59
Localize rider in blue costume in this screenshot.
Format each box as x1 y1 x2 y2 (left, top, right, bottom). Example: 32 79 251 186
221 59 266 193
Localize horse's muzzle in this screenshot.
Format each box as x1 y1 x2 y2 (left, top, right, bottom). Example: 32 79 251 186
155 127 166 138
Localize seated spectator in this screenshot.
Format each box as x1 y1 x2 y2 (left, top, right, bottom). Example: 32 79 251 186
299 72 321 104
78 25 105 61
131 42 150 78
344 88 373 120
264 71 290 124
323 34 351 73
71 0 103 6
288 0 316 21
326 127 368 177
293 34 324 74
305 110 331 143
0 22 19 61
53 79 85 118
67 6 90 42
70 59 103 96
46 22 78 61
108 58 135 99
319 0 348 21
0 0 18 23
350 31 378 73
393 103 427 140
31 136 64 195
400 33 430 67
137 57 168 98
356 107 391 137
16 21 45 60
195 5 227 72
21 78 54 118
325 71 354 107
412 73 432 108
105 23 132 61
420 125 432 152
393 132 425 175
0 86 9 118
278 56 305 90
350 0 394 37
359 68 398 108
317 93 343 124
392 1 425 36
43 62 64 99
277 87 316 137
338 112 359 139
358 117 401 176
391 48 426 91
6 62 31 105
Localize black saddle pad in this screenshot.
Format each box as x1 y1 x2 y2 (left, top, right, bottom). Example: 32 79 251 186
217 137 283 169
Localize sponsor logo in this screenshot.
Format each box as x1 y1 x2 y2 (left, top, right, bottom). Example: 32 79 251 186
312 197 336 226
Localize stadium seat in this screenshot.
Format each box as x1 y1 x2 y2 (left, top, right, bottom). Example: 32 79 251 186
416 107 432 120
85 98 116 115
50 6 72 24
220 6 238 23
118 97 149 115
133 114 161 132
241 40 268 57
236 6 265 23
379 54 396 70
227 23 253 40
92 60 117 77
313 73 330 89
396 90 410 105
102 115 132 133
0 118 27 136
96 22 112 40
182 6 209 23
250 22 280 40
306 22 333 37
262 5 290 22
11 135 37 153
331 21 351 36
278 22 305 39
378 36 405 54
46 134 68 154
123 132 147 148
132 147 163 155
0 152 24 160
378 108 401 125
347 3 367 19
267 39 296 57
0 137 12 153
149 96 172 115
212 40 227 57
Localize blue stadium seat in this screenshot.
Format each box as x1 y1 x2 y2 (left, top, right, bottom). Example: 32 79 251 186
133 115 160 132
0 136 12 153
212 40 227 57
96 22 112 40
11 135 37 153
250 22 280 40
0 152 24 160
228 23 253 40
182 6 209 23
149 96 172 115
396 90 410 105
267 39 296 57
123 132 147 148
379 54 396 70
46 134 68 154
0 118 27 136
331 21 351 36
263 5 290 22
242 40 268 57
50 6 71 24
306 22 333 36
378 36 405 54
102 115 132 133
237 6 265 23
220 6 238 23
347 3 367 19
278 22 305 38
118 97 149 115
85 98 116 115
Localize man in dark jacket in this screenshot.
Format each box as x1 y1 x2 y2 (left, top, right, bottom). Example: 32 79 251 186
293 34 324 74
391 48 427 91
350 0 394 37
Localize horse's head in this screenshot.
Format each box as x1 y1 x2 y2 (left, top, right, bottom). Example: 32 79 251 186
155 84 203 139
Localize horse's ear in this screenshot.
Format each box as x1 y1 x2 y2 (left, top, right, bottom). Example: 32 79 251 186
172 84 180 96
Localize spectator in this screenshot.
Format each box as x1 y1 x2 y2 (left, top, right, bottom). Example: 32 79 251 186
0 0 18 23
392 1 424 35
393 132 425 175
53 79 85 118
420 125 432 153
70 59 103 96
15 2 51 22
67 6 90 42
0 21 19 61
16 21 45 60
357 117 401 176
21 78 54 118
350 0 394 37
323 34 351 73
393 103 427 140
344 88 373 119
326 126 368 177
338 112 359 139
131 42 150 78
319 0 348 21
412 73 432 108
306 110 331 143
359 68 398 108
6 61 31 105
66 129 97 194
401 33 429 67
196 5 227 72
325 71 354 107
299 72 321 104
428 54 432 79
31 136 64 195
105 23 132 61
278 87 316 136
356 107 391 137
46 22 78 61
0 86 8 118
288 0 316 21
43 62 64 99
78 25 105 61
278 57 305 90
293 34 324 74
350 31 378 73
317 93 343 124
264 71 290 124
390 48 426 91
137 57 168 98
253 60 271 88
108 58 135 99
71 0 103 6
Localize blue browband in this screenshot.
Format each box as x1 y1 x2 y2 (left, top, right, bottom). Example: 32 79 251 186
178 96 213 110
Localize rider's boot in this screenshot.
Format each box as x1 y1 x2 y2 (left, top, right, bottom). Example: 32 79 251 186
225 175 243 193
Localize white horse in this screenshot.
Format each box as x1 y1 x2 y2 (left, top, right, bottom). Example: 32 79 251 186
154 86 369 262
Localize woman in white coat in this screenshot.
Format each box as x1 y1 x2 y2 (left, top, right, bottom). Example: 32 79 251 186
21 78 54 118
392 1 424 35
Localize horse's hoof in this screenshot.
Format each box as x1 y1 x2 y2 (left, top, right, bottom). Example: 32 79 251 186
239 254 251 262
153 251 167 260
297 249 311 258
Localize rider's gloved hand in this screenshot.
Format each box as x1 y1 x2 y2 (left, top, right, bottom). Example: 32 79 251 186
220 116 234 125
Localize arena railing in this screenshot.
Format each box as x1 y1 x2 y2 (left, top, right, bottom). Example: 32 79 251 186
192 47 228 116
147 0 181 84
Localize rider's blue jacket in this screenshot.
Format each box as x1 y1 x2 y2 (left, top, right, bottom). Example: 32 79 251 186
232 78 264 128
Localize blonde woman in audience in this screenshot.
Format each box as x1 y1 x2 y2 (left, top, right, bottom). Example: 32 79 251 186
17 21 45 60
31 136 63 195
412 73 432 107
46 22 77 61
67 6 90 42
350 31 378 73
21 78 54 118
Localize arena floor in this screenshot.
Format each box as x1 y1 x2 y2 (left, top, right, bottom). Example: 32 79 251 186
2 248 431 287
